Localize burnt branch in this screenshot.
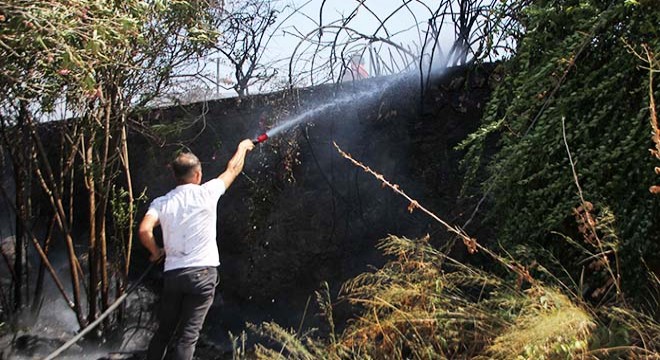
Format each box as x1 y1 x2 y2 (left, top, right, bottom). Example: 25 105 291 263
334 142 536 287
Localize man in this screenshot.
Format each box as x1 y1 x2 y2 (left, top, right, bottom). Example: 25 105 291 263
139 139 255 360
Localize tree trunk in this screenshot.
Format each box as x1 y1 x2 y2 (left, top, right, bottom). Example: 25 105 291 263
13 159 26 312
84 135 98 324
120 121 134 281
31 216 56 313
100 100 112 321
30 120 87 328
116 113 134 326
12 101 32 312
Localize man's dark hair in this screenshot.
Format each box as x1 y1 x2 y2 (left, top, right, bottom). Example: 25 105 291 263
171 152 201 182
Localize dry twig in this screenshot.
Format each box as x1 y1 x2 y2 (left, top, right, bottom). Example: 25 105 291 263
561 116 622 301
334 141 535 286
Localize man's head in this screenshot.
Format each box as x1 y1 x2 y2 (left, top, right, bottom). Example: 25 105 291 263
171 152 202 185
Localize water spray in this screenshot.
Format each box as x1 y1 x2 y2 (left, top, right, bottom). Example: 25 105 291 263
249 85 388 146
249 65 448 145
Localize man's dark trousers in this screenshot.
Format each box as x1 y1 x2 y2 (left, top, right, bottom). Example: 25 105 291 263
147 266 218 360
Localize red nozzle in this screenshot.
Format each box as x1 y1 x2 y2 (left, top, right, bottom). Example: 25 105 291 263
253 133 269 144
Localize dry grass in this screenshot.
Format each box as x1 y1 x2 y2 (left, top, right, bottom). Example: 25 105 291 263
486 289 595 359
251 236 610 359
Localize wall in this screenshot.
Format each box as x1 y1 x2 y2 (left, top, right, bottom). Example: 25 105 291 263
129 64 497 339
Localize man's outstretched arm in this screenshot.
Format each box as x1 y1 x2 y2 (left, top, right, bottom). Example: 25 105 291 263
218 139 254 189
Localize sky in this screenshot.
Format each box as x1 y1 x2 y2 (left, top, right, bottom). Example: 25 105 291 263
266 0 446 62
189 0 462 99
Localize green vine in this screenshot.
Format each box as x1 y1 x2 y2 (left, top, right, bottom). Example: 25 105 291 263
460 0 660 296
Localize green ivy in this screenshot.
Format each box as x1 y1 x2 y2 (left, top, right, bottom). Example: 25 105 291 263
461 0 660 297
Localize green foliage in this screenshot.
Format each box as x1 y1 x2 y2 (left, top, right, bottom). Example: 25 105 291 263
110 185 148 232
460 0 660 296
1 1 133 105
0 0 219 110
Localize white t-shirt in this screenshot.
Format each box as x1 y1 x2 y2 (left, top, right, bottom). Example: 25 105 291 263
146 178 226 272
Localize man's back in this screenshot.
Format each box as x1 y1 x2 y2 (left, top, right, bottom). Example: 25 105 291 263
147 178 226 272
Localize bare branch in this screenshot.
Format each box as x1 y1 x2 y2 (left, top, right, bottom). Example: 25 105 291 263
334 142 536 286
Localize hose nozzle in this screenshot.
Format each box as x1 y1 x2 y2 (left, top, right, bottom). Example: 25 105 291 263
252 133 269 144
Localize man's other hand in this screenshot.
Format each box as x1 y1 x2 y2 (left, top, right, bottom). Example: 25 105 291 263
150 248 165 262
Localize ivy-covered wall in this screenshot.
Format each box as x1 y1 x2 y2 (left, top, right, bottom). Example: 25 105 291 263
459 0 660 300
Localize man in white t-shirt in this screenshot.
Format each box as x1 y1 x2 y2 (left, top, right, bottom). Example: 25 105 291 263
139 139 254 360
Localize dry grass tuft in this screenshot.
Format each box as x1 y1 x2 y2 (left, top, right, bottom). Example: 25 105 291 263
487 288 595 359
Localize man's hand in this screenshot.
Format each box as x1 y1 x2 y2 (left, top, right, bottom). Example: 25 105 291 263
239 139 255 152
149 248 165 263
139 213 162 263
218 138 255 189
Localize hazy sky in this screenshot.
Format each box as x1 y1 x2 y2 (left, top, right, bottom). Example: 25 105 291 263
269 0 443 60
194 0 461 97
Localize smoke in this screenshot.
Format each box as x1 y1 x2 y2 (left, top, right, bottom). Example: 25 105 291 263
3 285 155 359
0 241 155 359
